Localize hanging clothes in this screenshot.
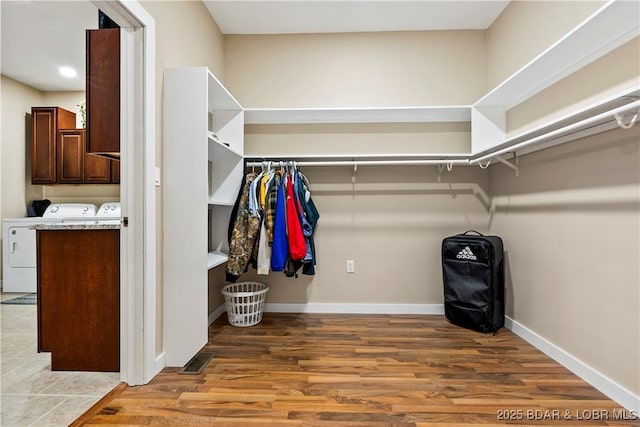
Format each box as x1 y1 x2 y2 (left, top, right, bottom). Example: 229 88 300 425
225 172 261 283
285 169 307 261
298 172 319 275
228 162 320 280
270 173 289 271
256 169 275 275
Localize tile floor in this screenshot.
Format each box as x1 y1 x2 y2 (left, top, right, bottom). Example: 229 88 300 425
1 292 121 426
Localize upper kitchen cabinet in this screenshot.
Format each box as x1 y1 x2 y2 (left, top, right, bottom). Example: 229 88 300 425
57 128 118 184
32 112 119 185
32 107 76 185
86 28 120 159
57 129 85 184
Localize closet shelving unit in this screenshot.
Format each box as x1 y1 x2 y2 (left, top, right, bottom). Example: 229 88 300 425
163 67 243 366
161 0 639 367
470 0 640 158
244 0 640 170
472 88 640 167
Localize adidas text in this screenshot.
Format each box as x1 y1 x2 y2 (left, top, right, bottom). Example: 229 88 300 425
456 246 477 260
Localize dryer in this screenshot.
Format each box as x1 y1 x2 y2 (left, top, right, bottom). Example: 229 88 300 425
3 217 57 292
2 203 99 293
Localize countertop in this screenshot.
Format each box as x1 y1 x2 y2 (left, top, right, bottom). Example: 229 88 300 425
33 223 121 230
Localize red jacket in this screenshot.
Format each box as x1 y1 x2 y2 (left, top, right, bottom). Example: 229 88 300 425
285 176 306 261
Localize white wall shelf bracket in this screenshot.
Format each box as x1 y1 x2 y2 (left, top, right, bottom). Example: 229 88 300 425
494 155 519 176
436 162 455 182
352 161 358 185
471 106 506 154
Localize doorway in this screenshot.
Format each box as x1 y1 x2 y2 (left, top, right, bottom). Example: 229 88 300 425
90 0 157 385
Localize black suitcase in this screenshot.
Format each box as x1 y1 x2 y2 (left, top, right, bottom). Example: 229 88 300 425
442 230 505 333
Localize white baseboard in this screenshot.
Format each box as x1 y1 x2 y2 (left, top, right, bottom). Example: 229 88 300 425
208 303 227 326
264 302 445 315
153 352 166 376
505 316 639 413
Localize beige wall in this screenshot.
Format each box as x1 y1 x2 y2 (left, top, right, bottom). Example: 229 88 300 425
245 122 471 157
1 76 44 221
507 37 640 136
225 30 489 306
486 2 639 396
241 165 490 305
486 0 605 90
138 0 225 354
489 126 640 395
224 31 487 107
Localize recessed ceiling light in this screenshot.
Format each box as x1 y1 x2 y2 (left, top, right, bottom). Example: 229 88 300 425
59 66 77 78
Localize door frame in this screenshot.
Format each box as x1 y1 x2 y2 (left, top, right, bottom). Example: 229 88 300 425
91 0 158 385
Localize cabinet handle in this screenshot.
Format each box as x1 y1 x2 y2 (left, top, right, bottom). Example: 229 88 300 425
11 242 17 254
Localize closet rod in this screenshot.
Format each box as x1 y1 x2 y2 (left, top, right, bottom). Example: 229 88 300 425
472 99 640 164
245 159 471 167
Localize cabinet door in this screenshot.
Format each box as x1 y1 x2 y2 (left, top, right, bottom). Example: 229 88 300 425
85 153 112 183
110 160 120 183
86 28 120 156
37 229 120 371
32 107 76 185
57 129 85 183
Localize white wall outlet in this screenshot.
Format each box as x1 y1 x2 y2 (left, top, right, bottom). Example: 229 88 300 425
346 259 355 273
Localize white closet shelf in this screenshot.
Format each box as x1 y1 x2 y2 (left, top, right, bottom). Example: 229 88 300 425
473 92 640 163
245 88 640 168
246 153 469 162
244 106 471 124
245 153 471 167
208 136 243 160
208 199 235 207
207 251 228 269
208 70 243 111
475 0 640 109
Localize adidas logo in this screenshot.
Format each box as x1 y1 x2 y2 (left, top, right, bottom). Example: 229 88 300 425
456 246 477 260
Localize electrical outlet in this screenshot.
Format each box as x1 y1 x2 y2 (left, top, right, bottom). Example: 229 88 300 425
346 259 355 273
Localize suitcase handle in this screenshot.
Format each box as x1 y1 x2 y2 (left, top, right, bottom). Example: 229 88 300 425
461 230 484 236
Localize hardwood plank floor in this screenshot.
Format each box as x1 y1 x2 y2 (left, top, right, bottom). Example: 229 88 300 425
78 314 638 426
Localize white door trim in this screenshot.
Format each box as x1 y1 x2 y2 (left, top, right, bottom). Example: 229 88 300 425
90 0 158 385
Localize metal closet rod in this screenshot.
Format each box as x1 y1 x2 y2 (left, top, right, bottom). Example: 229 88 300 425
245 159 471 167
472 99 640 164
244 99 640 169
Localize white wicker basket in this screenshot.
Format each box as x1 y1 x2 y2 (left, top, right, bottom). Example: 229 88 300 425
221 282 269 327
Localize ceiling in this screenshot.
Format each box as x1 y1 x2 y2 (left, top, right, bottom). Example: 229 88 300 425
204 1 510 35
1 1 509 92
1 1 99 92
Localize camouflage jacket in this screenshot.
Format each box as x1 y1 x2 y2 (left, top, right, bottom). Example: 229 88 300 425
225 172 260 282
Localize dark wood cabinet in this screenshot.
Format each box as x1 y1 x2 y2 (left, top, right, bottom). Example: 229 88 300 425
31 107 76 184
111 160 121 183
85 152 113 183
34 125 119 185
37 229 120 372
86 28 120 158
57 129 85 183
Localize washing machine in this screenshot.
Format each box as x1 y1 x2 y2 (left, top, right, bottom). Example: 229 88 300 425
2 203 99 293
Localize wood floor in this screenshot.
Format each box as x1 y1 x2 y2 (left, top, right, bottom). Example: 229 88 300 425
78 314 638 426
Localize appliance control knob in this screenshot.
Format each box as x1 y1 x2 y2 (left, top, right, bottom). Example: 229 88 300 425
51 206 59 213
